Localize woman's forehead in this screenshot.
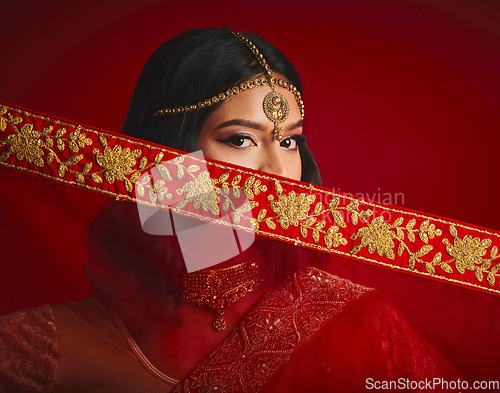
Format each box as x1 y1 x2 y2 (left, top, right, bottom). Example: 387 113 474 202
207 85 303 128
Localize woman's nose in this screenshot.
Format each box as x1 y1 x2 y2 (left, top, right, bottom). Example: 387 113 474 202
257 143 287 178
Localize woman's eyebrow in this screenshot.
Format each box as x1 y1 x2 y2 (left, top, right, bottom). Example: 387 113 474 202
213 119 266 131
214 118 303 132
286 119 303 131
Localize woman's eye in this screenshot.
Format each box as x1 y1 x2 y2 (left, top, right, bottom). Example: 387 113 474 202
220 135 255 148
280 137 297 149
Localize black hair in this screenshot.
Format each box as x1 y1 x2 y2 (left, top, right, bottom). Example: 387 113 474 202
122 27 321 185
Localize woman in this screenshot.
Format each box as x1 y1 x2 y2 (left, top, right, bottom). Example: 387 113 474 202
0 28 465 392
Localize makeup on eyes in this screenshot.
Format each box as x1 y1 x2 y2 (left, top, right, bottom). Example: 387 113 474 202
283 134 306 148
215 134 256 148
215 133 305 150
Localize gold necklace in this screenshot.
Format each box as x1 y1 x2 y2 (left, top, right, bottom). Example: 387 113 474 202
183 261 262 331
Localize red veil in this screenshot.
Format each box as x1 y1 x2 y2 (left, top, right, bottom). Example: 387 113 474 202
1 101 499 388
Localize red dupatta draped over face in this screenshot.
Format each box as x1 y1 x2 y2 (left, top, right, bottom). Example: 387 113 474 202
1 101 499 385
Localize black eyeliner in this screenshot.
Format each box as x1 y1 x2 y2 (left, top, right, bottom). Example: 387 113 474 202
215 135 253 143
215 134 256 147
287 134 306 145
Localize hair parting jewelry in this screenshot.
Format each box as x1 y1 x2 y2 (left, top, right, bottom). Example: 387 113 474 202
230 31 295 142
153 30 305 142
183 260 263 331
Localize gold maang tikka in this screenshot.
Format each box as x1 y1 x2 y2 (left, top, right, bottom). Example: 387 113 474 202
231 31 293 142
153 31 305 142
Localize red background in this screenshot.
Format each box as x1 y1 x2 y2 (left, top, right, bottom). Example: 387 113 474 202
1 0 500 381
1 0 499 230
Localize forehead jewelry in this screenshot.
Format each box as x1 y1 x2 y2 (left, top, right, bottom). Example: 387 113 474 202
153 31 305 142
231 31 297 142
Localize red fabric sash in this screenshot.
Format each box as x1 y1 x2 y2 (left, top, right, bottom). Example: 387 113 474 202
1 100 499 297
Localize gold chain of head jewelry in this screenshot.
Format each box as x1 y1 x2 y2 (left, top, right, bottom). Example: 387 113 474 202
153 31 305 141
153 78 303 118
230 31 296 141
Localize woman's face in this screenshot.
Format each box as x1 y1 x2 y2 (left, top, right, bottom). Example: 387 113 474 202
198 82 303 181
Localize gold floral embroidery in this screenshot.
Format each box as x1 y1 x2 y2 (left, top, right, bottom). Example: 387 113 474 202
329 197 372 227
91 134 152 191
443 225 500 286
176 171 220 215
352 216 396 259
270 190 315 229
253 181 348 248
0 106 7 131
349 211 448 275
140 157 263 223
334 191 447 271
214 174 264 224
0 106 164 192
0 106 22 133
135 155 173 201
445 233 489 273
348 210 500 287
96 145 139 183
5 124 45 167
324 226 346 248
2 103 500 294
150 156 221 215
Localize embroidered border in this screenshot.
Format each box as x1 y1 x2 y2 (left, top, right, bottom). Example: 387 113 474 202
172 267 373 393
1 102 500 296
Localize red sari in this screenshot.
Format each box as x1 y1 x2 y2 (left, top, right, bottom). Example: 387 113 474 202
0 268 459 392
